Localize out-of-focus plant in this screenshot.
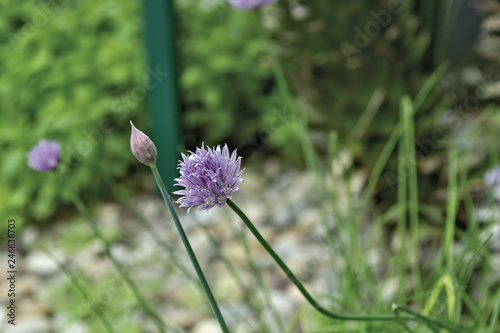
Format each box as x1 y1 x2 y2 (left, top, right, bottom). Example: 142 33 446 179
0 0 145 226
176 0 462 176
0 0 471 227
176 0 278 147
269 1 452 161
476 0 500 65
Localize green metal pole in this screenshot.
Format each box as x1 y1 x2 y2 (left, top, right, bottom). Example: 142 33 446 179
141 0 180 191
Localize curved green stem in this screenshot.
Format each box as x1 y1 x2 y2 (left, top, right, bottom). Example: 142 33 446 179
228 199 473 333
151 165 230 333
228 199 406 322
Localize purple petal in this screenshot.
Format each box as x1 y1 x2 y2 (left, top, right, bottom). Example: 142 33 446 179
174 144 245 212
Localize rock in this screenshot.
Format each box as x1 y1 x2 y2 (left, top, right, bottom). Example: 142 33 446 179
475 206 500 224
192 318 222 333
25 251 59 276
109 243 130 263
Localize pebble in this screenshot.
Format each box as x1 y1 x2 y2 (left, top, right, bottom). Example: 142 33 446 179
192 318 222 333
25 251 59 276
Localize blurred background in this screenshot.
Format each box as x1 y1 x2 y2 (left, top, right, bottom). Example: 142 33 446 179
2 0 500 332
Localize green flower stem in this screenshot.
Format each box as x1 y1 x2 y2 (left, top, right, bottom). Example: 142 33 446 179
150 165 230 333
56 175 168 333
227 199 404 323
102 174 197 283
228 199 469 333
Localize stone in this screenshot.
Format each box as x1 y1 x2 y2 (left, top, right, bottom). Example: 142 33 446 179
192 318 222 333
25 251 59 276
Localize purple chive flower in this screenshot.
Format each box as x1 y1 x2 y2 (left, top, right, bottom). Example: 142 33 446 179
27 139 61 172
174 144 244 212
230 0 277 10
484 167 500 188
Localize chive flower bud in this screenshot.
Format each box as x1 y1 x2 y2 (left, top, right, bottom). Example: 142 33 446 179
130 121 157 166
174 144 244 212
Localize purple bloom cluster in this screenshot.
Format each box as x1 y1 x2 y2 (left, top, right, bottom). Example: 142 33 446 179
27 139 61 172
174 144 244 212
230 0 277 10
484 166 500 188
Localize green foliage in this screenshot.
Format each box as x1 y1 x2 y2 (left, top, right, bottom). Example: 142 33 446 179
3 0 499 331
271 1 448 162
298 101 500 332
0 0 145 225
0 0 460 226
175 0 455 169
176 0 276 146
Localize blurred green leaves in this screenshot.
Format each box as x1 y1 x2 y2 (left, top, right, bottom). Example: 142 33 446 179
0 0 145 225
0 0 459 226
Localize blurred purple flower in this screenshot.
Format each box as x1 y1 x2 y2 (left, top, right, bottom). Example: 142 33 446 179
174 144 244 212
27 139 61 172
230 0 277 10
484 167 500 188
